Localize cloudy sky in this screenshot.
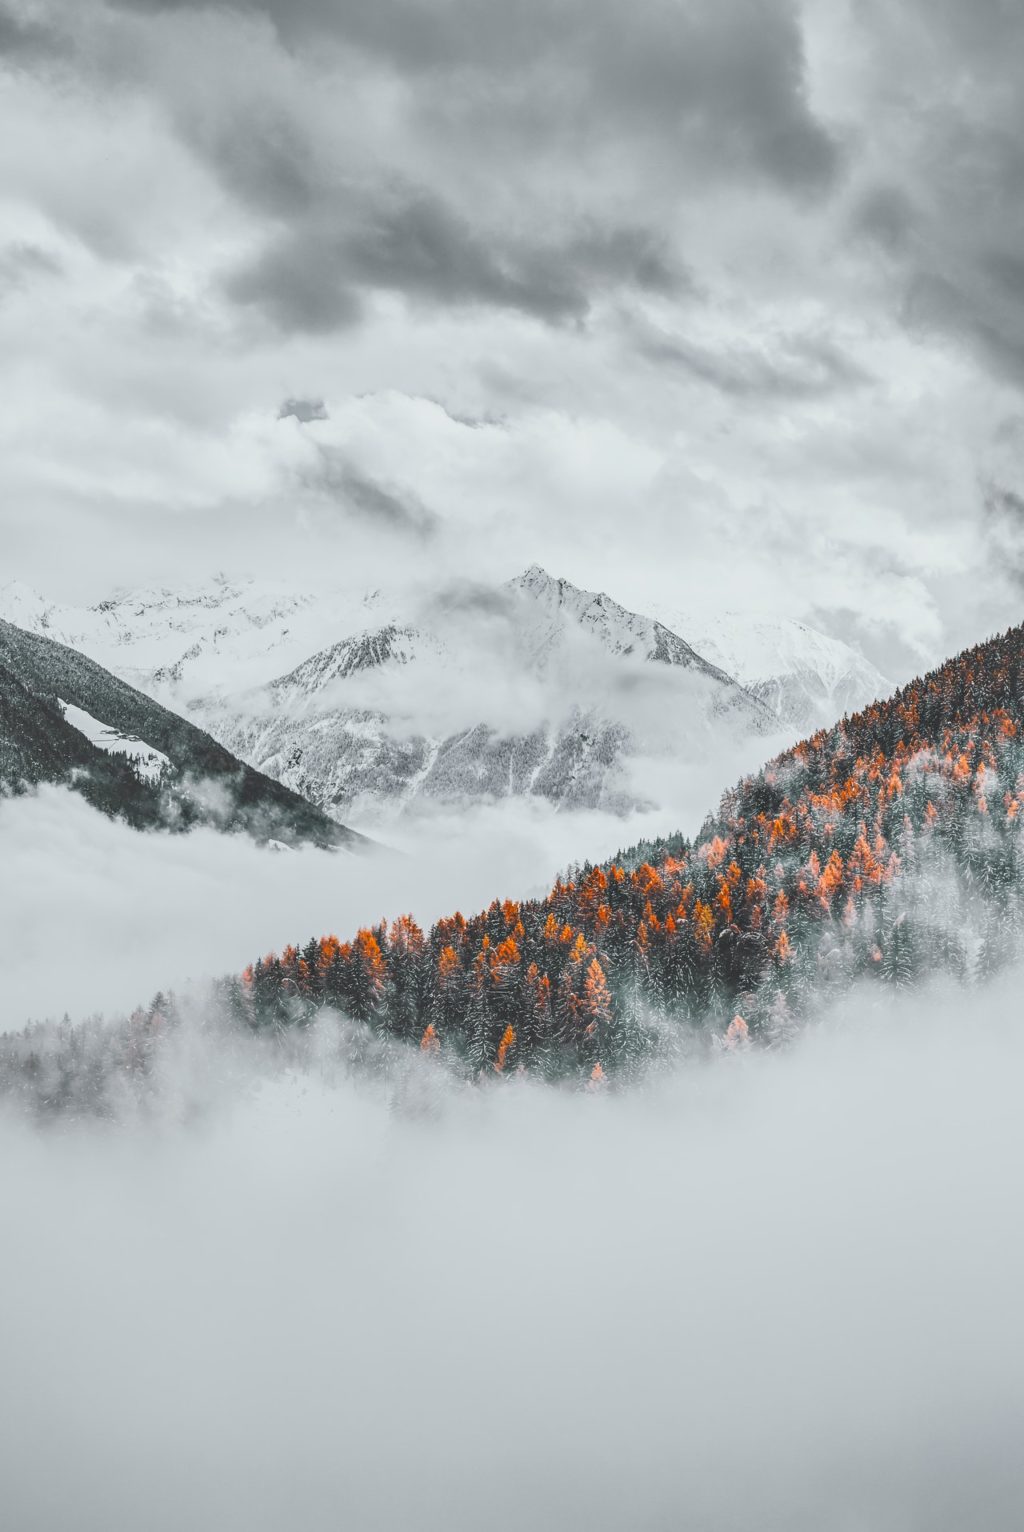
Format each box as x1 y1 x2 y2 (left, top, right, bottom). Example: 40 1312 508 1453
3 0 1024 678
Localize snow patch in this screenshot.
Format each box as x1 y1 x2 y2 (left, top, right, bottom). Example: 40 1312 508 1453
58 700 171 783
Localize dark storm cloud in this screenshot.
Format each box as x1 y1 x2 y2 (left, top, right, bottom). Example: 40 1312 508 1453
225 191 683 332
341 194 583 319
186 102 322 219
5 0 839 348
847 0 1024 391
904 272 1024 388
636 323 871 401
985 250 1024 308
0 3 63 60
278 397 328 423
224 233 363 333
109 0 839 196
901 0 1024 59
982 483 1024 594
850 185 919 256
301 446 438 539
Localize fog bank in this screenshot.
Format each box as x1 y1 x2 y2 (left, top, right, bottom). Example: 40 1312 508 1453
1 982 1022 1530
1 787 674 1023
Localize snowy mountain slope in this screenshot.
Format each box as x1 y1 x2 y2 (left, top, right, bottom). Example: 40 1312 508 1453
0 619 366 848
191 569 773 826
2 566 766 714
507 565 737 679
261 569 764 711
0 577 382 698
204 699 644 823
652 607 889 730
268 623 431 700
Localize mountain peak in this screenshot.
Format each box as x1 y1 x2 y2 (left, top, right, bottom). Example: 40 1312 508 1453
501 566 756 699
510 563 563 590
508 565 607 611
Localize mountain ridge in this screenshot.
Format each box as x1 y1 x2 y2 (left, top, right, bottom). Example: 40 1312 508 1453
0 568 881 727
193 568 771 824
0 569 886 826
0 619 367 849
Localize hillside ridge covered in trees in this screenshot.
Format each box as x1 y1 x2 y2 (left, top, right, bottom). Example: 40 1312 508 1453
225 621 1024 1077
0 619 366 848
5 619 1024 1112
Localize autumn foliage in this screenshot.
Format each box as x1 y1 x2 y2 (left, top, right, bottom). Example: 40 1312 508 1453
223 626 1024 1080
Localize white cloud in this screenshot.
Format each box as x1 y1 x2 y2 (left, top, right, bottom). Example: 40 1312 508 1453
0 786 678 1021
1 976 1022 1529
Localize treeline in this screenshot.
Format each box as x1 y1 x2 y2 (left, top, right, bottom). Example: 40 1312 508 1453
220 625 1024 1082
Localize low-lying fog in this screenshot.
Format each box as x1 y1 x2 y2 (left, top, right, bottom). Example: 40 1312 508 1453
1 982 1022 1531
4 784 1022 1530
1 771 743 1023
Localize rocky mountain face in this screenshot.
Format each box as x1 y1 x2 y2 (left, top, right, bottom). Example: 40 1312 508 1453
0 568 885 829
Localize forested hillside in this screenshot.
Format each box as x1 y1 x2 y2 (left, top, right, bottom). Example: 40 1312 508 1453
223 623 1024 1079
0 666 173 828
5 621 1024 1113
0 620 365 848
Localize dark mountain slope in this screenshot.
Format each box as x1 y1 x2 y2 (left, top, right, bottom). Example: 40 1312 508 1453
0 620 366 848
1 665 97 784
0 664 174 828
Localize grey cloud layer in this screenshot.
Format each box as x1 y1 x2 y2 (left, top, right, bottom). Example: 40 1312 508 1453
225 196 684 332
40 0 839 335
636 321 872 400
2 0 1024 672
300 447 440 539
0 3 63 59
108 0 839 190
850 0 1024 385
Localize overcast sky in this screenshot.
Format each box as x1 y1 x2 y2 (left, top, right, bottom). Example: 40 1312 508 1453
3 0 1023 678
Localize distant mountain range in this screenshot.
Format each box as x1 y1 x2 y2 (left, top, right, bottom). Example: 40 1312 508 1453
0 619 365 850
0 568 888 827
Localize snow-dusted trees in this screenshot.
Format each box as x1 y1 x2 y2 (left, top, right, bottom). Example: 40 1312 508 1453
182 624 1024 1080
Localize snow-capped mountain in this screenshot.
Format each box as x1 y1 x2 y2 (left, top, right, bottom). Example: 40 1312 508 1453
269 623 432 699
1 567 883 828
190 568 772 825
507 566 738 678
